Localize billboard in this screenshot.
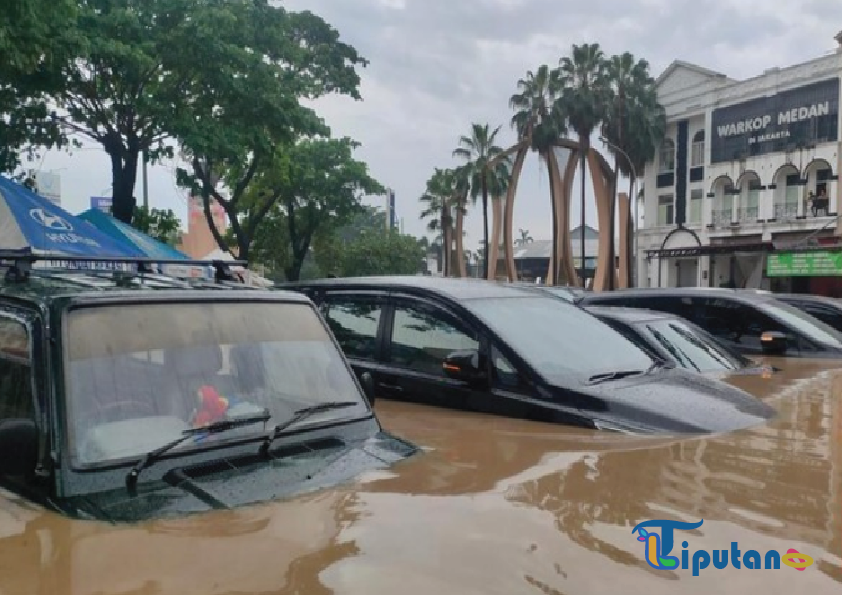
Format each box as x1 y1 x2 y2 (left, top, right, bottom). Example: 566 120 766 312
90 196 113 213
710 77 839 163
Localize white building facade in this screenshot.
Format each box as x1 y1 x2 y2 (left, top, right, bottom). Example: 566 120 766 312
638 37 842 292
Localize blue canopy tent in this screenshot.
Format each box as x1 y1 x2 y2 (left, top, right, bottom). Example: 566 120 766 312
0 175 144 270
77 208 208 279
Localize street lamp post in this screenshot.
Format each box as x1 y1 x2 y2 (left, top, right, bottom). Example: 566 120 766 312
599 136 639 288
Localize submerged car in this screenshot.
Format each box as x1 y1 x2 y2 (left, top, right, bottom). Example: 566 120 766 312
580 287 842 358
282 276 774 434
0 252 417 524
583 305 775 376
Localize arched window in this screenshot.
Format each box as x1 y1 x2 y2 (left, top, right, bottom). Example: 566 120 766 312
659 139 675 173
691 130 705 168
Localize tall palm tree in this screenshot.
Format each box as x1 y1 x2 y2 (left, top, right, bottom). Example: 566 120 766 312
602 54 665 288
509 64 568 283
453 123 506 279
419 168 456 276
557 43 611 286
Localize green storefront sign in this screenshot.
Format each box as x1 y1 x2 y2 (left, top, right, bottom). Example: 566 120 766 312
766 250 842 277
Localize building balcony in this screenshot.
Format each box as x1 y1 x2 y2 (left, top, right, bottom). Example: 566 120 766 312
739 206 759 223
710 209 733 227
772 204 799 221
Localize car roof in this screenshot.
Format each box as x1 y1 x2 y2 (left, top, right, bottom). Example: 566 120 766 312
283 275 549 301
584 305 676 324
0 268 306 307
583 286 778 303
774 293 842 307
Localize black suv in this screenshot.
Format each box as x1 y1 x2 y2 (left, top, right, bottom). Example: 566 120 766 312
0 252 416 523
579 287 842 358
283 276 774 435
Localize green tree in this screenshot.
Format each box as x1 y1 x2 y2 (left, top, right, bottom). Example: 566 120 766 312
131 205 182 246
0 0 80 171
419 168 456 276
337 232 426 277
50 0 204 223
246 137 383 280
601 53 665 288
175 3 367 261
556 43 611 285
452 123 508 279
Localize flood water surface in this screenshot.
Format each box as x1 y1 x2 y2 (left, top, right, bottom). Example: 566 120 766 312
2 359 842 593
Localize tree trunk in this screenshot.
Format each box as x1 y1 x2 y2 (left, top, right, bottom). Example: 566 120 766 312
108 148 140 224
546 149 558 285
579 136 588 287
608 151 618 290
482 178 489 279
628 175 635 288
455 200 466 277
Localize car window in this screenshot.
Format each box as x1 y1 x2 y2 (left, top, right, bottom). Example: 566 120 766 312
467 296 654 386
323 297 382 360
390 304 478 376
755 299 842 349
696 299 785 351
795 303 842 334
0 316 35 421
638 318 749 372
63 302 369 467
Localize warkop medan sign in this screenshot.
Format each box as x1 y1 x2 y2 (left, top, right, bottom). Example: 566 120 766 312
710 77 839 164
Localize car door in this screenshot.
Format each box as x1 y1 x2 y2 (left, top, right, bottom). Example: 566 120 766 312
317 291 389 390
379 295 490 412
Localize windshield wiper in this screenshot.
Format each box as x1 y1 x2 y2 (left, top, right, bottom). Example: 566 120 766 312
258 401 358 457
586 369 647 385
125 410 271 491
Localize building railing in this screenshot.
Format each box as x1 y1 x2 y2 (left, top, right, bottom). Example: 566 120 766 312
711 208 732 227
740 206 759 222
773 204 798 220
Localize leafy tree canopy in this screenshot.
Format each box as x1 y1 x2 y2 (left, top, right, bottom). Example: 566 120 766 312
131 205 182 246
0 0 81 171
245 136 384 279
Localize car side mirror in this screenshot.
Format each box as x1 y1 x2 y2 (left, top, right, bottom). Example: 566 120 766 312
0 419 38 477
442 349 487 387
360 371 376 405
760 330 788 355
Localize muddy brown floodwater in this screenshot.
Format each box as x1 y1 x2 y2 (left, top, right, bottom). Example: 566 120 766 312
1 358 842 594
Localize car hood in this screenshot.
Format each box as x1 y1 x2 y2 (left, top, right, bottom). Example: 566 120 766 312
579 367 776 434
3 365 841 594
62 432 416 524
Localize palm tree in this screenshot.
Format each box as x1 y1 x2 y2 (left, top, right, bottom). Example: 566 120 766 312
509 64 568 283
602 53 665 288
419 168 456 276
557 43 611 286
516 228 533 246
453 123 506 279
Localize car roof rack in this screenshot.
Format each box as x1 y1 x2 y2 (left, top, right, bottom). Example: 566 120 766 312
0 248 249 285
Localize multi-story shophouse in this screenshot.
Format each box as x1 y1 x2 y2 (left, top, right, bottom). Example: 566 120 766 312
638 33 842 295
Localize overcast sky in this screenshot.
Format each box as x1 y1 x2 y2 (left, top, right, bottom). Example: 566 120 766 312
30 0 842 253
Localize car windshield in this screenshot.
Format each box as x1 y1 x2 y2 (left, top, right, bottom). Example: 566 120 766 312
63 301 369 467
467 296 655 385
757 299 842 348
637 318 751 372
